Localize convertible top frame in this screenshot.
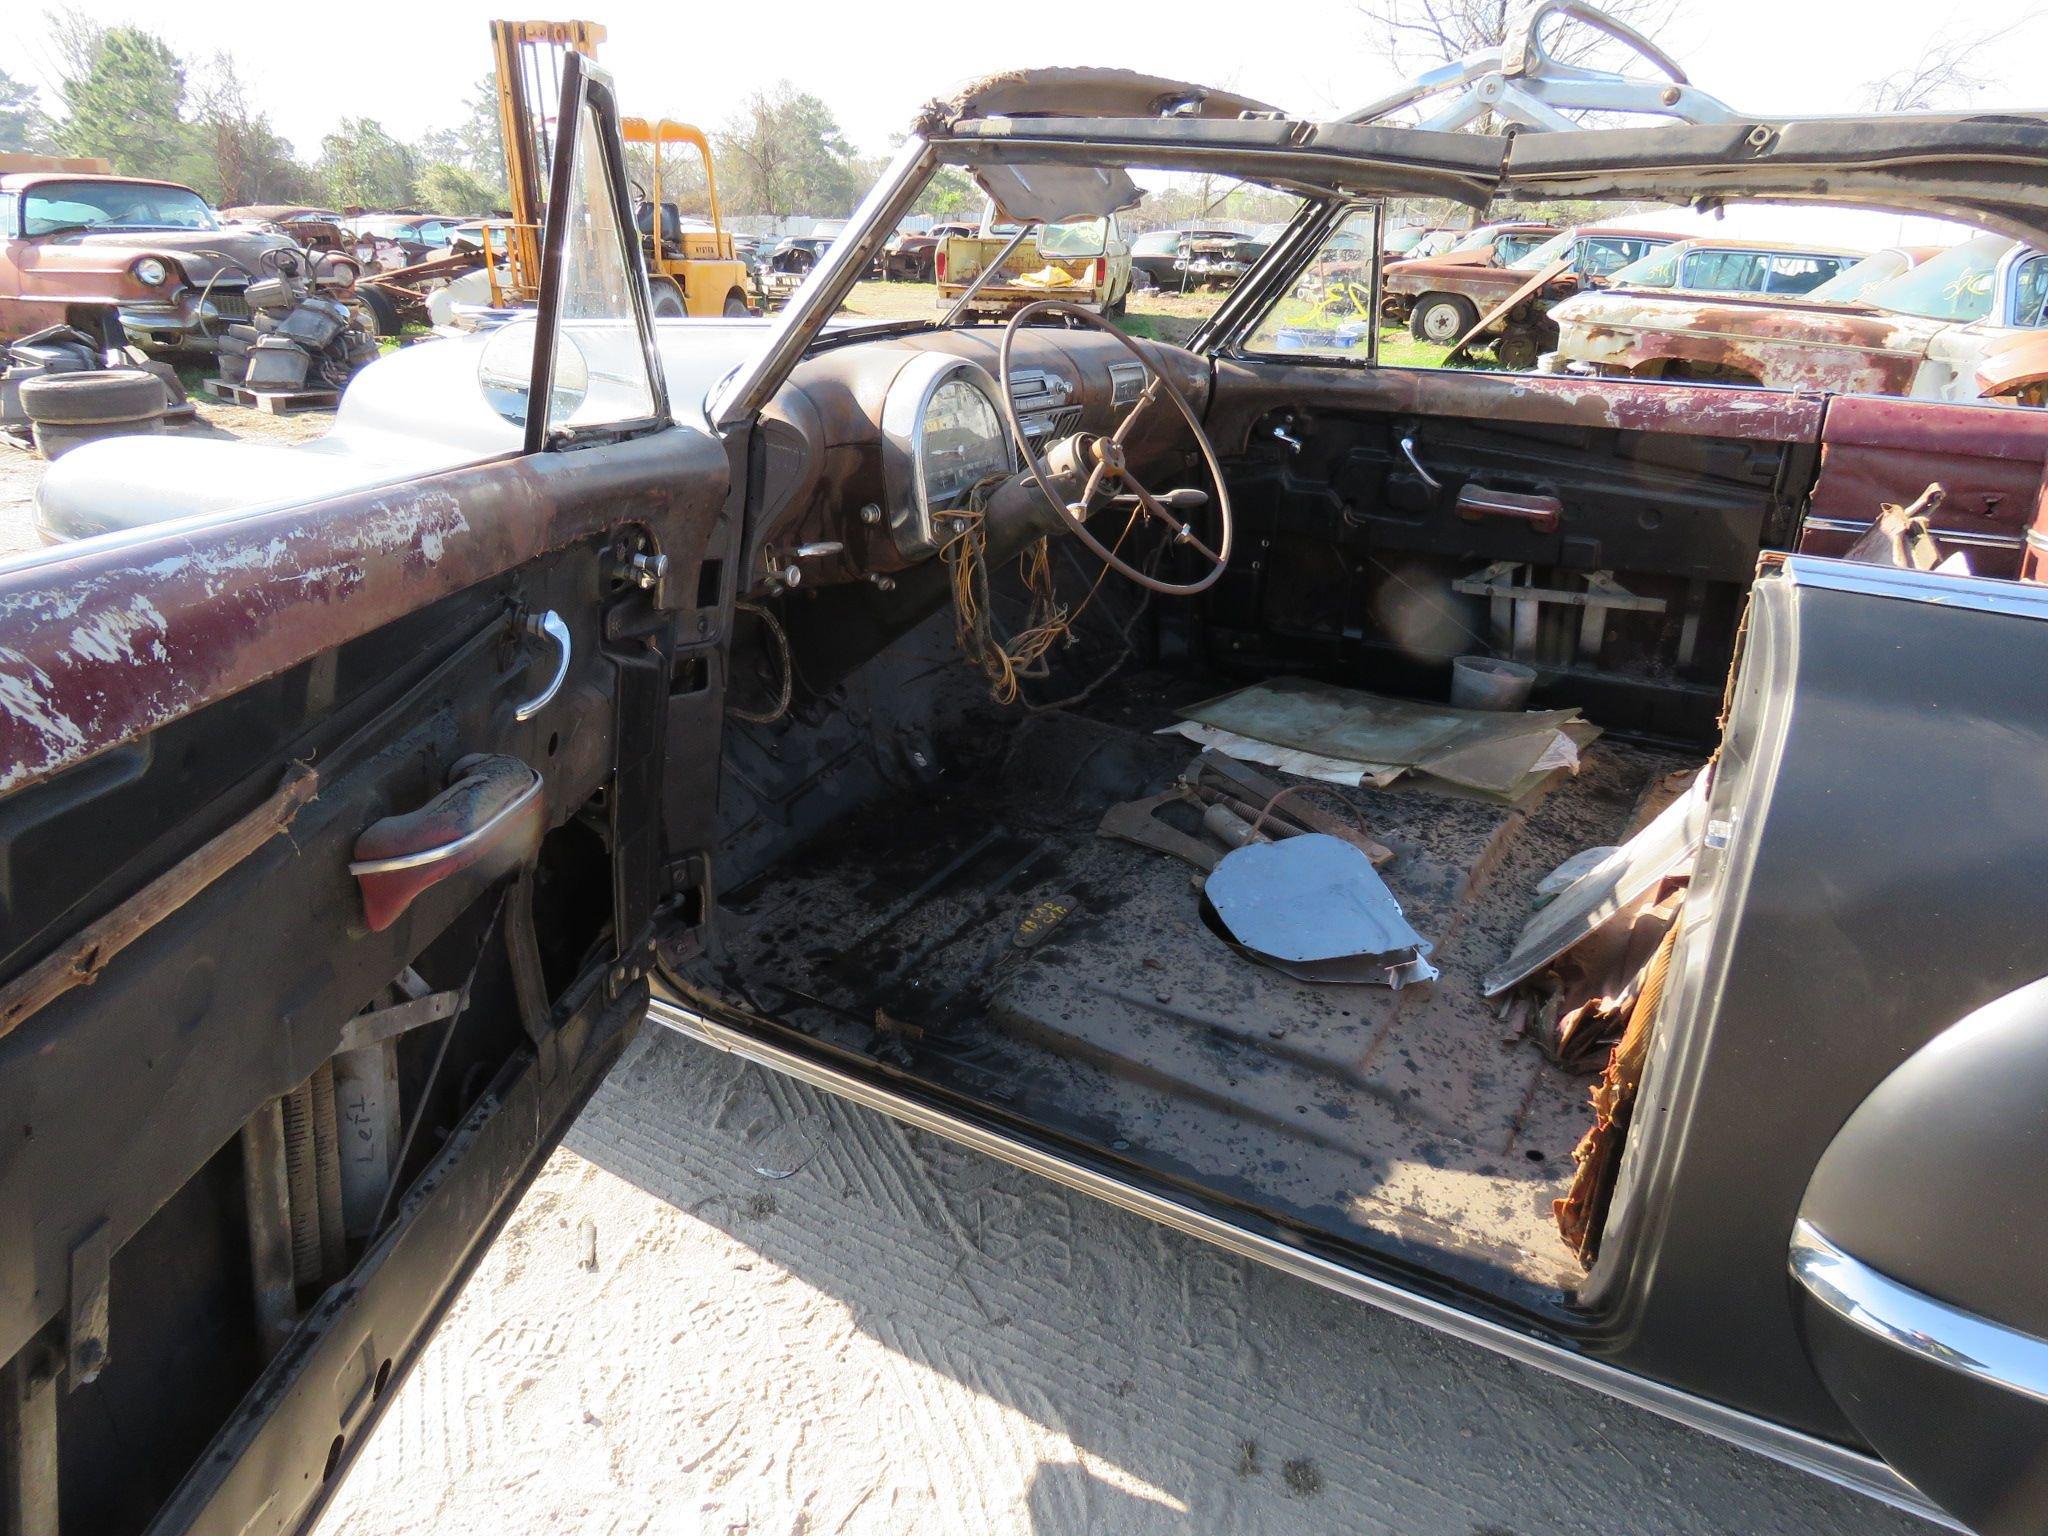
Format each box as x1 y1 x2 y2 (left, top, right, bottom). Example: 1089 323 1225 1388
709 89 2048 429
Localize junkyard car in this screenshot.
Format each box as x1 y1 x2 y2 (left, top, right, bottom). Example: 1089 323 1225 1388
936 200 1133 316
1548 231 2048 397
1384 221 1673 359
10 60 2048 1536
1595 235 1865 298
877 220 974 281
1 160 295 351
1377 220 1561 328
1174 224 1279 287
1129 224 1236 289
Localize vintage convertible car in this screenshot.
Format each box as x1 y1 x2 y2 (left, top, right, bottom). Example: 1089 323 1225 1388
6 59 2048 1536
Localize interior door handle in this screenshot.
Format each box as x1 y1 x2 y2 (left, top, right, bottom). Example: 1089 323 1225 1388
515 610 571 722
1456 484 1563 534
1399 435 1442 492
350 755 545 931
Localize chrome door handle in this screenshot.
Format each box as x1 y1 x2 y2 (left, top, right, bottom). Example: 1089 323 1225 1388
514 610 571 722
1399 435 1443 492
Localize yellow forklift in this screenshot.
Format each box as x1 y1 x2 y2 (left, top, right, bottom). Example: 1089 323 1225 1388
481 18 604 307
620 118 756 317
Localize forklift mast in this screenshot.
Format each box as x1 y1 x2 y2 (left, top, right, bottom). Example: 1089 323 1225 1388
487 18 607 303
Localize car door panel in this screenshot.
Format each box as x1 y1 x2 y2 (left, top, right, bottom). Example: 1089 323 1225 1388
1200 361 1820 739
0 56 732 1534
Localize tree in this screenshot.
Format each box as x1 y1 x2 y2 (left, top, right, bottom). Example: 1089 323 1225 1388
191 54 315 206
1862 22 2022 112
914 165 977 219
715 84 863 219
0 69 54 153
318 118 418 210
56 24 203 182
419 75 507 195
1355 0 1682 118
414 162 500 217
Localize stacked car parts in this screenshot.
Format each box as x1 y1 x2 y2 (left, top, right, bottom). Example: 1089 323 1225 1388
218 261 381 397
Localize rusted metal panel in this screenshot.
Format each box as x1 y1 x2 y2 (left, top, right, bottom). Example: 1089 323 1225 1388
1552 290 1937 395
0 428 728 800
1208 358 1826 445
1802 393 2048 575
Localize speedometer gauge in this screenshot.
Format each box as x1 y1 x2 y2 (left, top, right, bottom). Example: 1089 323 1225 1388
919 378 1010 508
880 355 1015 559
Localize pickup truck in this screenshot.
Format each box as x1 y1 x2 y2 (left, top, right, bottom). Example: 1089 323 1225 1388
935 204 1133 318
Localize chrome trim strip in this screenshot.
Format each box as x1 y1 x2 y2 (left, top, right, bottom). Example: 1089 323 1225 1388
346 767 543 876
646 997 1953 1528
1782 553 2048 620
1792 1219 2048 1408
1800 516 2026 552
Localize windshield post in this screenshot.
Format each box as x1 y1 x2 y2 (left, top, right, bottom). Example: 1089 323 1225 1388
711 134 938 430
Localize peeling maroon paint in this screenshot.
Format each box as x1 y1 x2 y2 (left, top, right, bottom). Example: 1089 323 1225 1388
0 429 726 798
1803 393 2048 576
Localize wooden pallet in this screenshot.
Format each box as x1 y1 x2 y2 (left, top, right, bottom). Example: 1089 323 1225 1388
201 378 339 415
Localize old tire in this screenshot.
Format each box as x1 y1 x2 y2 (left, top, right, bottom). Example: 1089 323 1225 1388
33 416 165 460
19 368 165 427
351 283 403 337
1410 293 1477 346
723 291 752 317
650 278 687 319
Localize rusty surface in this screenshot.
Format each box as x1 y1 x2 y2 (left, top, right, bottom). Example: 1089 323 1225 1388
0 427 727 799
1207 357 1826 446
1448 255 1572 358
1803 392 2048 574
1549 288 1934 395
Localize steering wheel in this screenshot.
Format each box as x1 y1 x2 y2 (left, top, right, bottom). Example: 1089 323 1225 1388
998 299 1234 598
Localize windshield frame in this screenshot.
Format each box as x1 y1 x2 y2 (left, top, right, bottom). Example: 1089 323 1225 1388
21 177 219 237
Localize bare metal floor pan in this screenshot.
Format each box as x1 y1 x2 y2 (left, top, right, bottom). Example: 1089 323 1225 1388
720 700 1696 1313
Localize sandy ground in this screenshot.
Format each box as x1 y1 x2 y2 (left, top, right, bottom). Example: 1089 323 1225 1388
0 391 333 555
311 1024 1933 1536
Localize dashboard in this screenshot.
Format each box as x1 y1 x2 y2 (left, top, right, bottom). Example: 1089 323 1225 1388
745 327 1211 592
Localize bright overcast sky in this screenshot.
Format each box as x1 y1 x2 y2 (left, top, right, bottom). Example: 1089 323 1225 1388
7 0 2045 161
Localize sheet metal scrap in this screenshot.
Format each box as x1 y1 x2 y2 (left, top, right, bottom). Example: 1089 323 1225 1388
1165 676 1594 801
1483 768 1706 997
1202 834 1436 989
1555 917 1680 1265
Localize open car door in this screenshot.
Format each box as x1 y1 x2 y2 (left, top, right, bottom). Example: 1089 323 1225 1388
0 57 731 1536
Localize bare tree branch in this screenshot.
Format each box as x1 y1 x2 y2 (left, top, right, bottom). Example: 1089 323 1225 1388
1861 20 2027 112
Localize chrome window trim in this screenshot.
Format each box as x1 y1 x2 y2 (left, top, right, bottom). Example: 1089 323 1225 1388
1792 1218 2048 1408
647 995 1953 1529
1799 516 2026 551
1782 552 2048 619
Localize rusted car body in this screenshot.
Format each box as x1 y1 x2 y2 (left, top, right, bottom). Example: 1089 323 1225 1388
1548 235 2045 398
11 58 2048 1536
1380 218 1558 306
1 163 295 350
877 220 974 281
1385 224 1673 352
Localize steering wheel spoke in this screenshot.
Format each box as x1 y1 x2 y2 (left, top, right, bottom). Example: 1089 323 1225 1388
999 299 1232 598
